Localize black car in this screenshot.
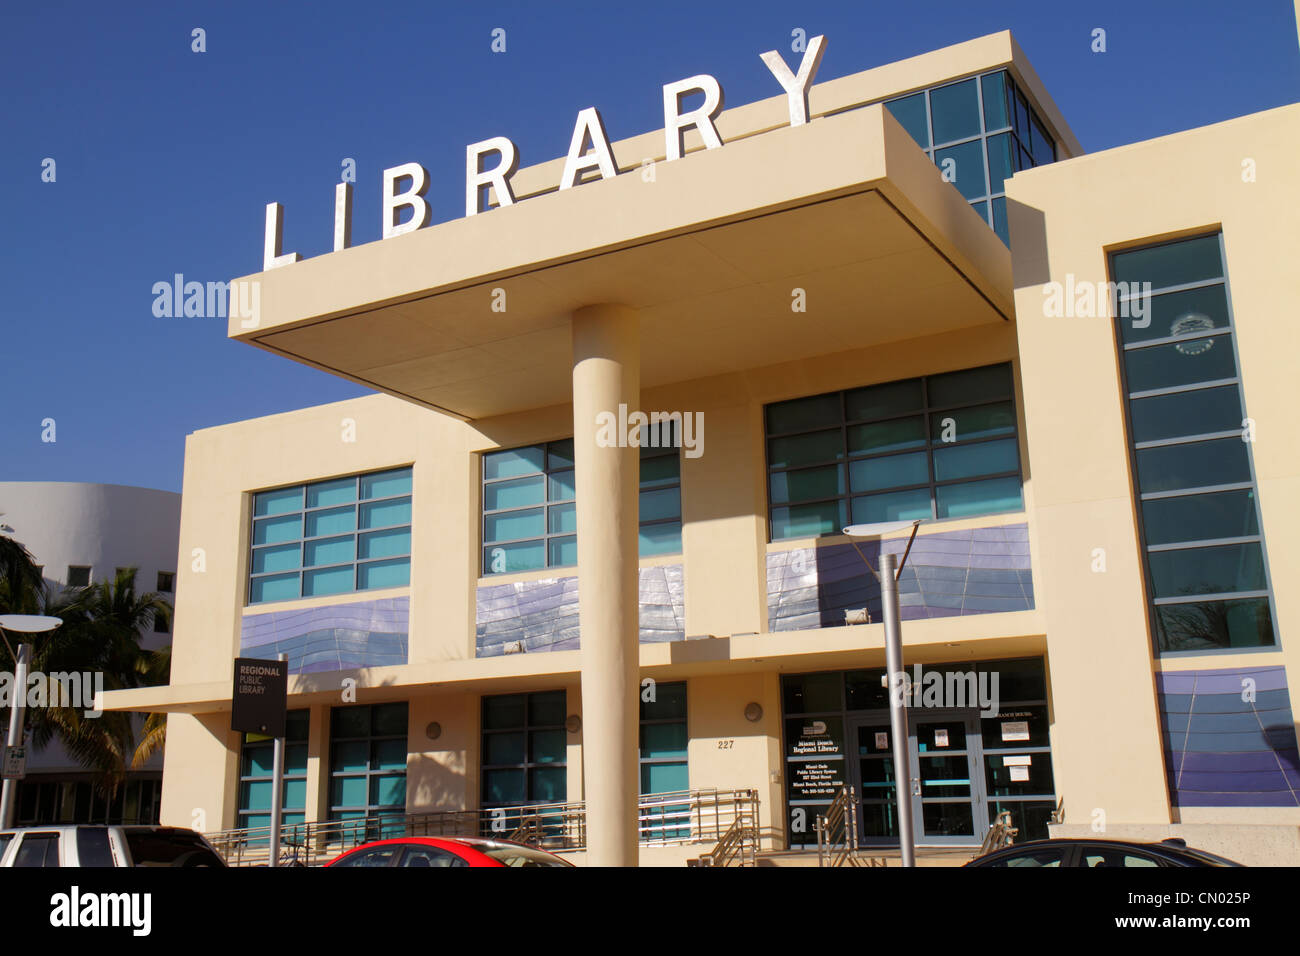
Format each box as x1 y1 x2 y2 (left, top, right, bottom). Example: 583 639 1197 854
965 837 1243 868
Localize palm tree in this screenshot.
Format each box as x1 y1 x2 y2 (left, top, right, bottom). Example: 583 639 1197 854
0 534 44 615
132 643 171 770
0 555 172 800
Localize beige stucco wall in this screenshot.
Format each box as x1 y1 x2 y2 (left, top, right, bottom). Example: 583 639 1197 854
1007 103 1300 831
135 37 1300 861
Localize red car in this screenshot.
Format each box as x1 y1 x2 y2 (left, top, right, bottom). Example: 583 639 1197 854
326 837 574 868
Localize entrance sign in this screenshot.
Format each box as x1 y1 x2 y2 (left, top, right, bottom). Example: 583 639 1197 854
231 657 288 738
786 716 845 800
262 36 828 269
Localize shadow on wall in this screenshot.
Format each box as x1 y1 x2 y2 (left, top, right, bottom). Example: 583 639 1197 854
1005 198 1050 290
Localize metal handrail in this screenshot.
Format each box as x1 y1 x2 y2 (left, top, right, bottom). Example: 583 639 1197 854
816 785 861 867
694 805 759 867
977 809 1019 857
206 787 761 866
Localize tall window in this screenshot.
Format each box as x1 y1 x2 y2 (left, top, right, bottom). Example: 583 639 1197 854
640 682 689 840
248 466 412 604
238 709 309 836
885 70 1056 245
480 690 567 808
481 430 682 575
765 363 1024 540
1111 233 1277 652
639 682 688 795
328 702 408 839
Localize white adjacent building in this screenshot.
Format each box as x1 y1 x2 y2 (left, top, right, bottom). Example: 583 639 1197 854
1 482 181 824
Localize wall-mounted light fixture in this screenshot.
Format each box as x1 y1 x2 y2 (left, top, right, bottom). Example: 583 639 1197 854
425 722 442 741
744 702 763 723
565 714 582 734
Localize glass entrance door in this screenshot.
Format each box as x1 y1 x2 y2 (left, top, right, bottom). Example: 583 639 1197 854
851 721 900 844
847 711 986 847
910 714 985 845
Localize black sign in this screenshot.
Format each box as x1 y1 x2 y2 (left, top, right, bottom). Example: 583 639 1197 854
231 657 288 737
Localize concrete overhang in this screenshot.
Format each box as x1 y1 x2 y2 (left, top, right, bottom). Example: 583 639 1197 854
230 103 1013 420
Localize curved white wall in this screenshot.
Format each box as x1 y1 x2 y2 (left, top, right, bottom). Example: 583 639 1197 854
0 482 181 772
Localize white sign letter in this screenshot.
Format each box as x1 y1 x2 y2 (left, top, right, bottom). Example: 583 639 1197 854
465 137 519 217
759 34 826 127
663 74 725 161
383 162 432 239
263 202 300 271
559 107 618 190
333 182 352 252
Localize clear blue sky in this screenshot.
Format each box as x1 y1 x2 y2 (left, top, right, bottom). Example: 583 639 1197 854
2 0 1296 493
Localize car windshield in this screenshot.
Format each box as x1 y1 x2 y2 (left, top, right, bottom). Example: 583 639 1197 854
477 845 571 867
124 830 223 867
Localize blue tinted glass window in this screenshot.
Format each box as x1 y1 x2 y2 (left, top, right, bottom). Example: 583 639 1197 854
935 140 987 201
929 78 981 144
885 92 929 149
1111 233 1277 652
981 72 1009 129
992 197 1009 245
306 478 355 509
880 71 1055 247
484 436 682 574
248 468 413 604
767 364 1024 538
329 703 408 837
481 692 567 814
239 710 310 836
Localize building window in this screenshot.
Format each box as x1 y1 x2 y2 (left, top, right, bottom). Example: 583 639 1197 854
481 430 682 575
152 609 170 634
765 363 1024 540
640 681 689 840
114 567 137 587
885 70 1056 245
15 777 161 826
480 690 567 808
238 710 309 837
66 565 91 588
1110 233 1277 653
248 466 412 605
328 702 408 840
157 571 175 592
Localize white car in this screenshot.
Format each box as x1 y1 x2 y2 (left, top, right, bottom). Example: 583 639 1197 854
0 825 226 867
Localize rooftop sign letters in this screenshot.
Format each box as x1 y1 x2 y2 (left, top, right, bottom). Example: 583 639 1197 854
262 36 827 270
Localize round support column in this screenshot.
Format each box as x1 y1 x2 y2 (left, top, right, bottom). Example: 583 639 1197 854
571 303 641 867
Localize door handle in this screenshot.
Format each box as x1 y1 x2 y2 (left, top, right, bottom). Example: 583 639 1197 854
910 777 921 796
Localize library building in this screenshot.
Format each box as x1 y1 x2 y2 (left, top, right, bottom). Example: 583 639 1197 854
104 30 1300 866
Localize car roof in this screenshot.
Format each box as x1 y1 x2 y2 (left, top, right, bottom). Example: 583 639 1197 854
340 836 535 850
979 837 1239 862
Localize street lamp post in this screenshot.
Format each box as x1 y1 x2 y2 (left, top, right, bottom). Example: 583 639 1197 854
843 520 925 868
0 614 64 829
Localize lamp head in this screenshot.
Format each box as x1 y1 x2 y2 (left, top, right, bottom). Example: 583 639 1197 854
842 519 926 539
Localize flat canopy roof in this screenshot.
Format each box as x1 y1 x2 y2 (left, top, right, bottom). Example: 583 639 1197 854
230 103 1012 420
